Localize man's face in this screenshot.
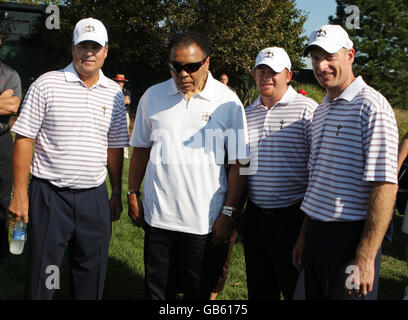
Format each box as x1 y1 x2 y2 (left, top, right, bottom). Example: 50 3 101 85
220 75 228 85
115 81 125 89
310 46 354 94
72 41 108 78
169 43 209 94
253 65 292 99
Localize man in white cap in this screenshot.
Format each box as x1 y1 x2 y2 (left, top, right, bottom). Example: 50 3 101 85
242 47 318 299
301 24 398 299
9 18 129 299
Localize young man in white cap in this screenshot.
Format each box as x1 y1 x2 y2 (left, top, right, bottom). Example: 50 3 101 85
301 24 398 299
242 47 318 299
9 18 129 299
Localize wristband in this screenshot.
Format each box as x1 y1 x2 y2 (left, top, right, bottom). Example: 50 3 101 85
127 190 141 197
221 206 238 222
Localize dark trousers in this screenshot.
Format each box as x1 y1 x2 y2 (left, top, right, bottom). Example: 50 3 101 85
25 177 112 300
304 219 381 300
144 224 212 300
242 200 304 300
0 132 13 260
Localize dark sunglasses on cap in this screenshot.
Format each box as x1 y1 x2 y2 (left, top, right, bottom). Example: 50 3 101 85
169 56 208 74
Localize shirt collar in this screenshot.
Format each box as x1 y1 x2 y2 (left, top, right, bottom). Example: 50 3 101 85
322 76 367 103
64 62 110 88
278 85 298 105
251 85 297 110
168 71 215 101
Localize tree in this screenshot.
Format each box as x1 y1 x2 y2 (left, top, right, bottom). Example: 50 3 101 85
329 0 408 109
32 0 307 105
163 0 307 98
0 0 58 4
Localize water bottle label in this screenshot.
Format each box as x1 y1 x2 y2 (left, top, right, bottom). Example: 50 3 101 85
12 229 26 241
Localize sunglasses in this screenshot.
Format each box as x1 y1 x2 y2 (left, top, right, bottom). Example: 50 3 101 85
169 57 208 73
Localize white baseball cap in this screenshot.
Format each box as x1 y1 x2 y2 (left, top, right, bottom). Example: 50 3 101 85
303 24 353 56
73 18 108 47
253 47 291 73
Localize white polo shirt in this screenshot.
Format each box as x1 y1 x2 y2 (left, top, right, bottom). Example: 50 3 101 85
301 76 398 221
12 63 129 189
130 72 249 235
245 86 318 208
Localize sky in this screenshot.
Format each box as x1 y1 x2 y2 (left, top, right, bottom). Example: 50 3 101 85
295 0 338 68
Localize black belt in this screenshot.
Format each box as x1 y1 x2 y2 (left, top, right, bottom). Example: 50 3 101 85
247 199 302 214
31 176 97 193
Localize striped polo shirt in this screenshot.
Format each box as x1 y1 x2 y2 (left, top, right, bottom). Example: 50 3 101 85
301 76 398 221
246 85 318 208
12 63 129 189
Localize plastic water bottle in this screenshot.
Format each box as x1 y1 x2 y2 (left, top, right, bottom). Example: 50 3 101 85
10 220 27 255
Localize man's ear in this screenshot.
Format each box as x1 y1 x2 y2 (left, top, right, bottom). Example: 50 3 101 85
346 48 355 64
286 70 293 84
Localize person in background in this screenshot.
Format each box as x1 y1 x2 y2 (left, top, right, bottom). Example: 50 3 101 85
397 132 408 300
0 53 21 266
219 73 236 93
113 73 132 159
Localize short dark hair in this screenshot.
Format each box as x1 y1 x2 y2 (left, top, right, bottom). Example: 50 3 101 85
168 32 211 57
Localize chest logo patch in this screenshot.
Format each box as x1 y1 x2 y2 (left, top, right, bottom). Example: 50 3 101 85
201 112 212 122
336 123 342 136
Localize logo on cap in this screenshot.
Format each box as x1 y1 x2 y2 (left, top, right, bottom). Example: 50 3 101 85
263 50 274 59
83 24 95 33
316 28 327 37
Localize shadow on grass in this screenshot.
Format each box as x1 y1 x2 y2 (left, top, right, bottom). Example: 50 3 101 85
379 275 408 300
0 250 144 300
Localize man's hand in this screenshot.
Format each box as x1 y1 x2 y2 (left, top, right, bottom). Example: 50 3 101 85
292 216 308 272
0 89 14 98
212 214 233 246
8 190 29 224
109 196 123 222
346 256 375 297
124 95 131 105
346 181 397 297
292 236 306 272
128 194 144 228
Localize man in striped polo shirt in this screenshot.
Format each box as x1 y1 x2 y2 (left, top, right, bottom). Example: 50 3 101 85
301 25 398 299
243 47 318 299
8 18 129 299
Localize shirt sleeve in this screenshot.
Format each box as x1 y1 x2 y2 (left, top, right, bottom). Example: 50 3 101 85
108 90 129 148
11 81 45 138
303 99 318 152
226 101 250 163
5 69 22 100
362 96 398 184
130 90 153 148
